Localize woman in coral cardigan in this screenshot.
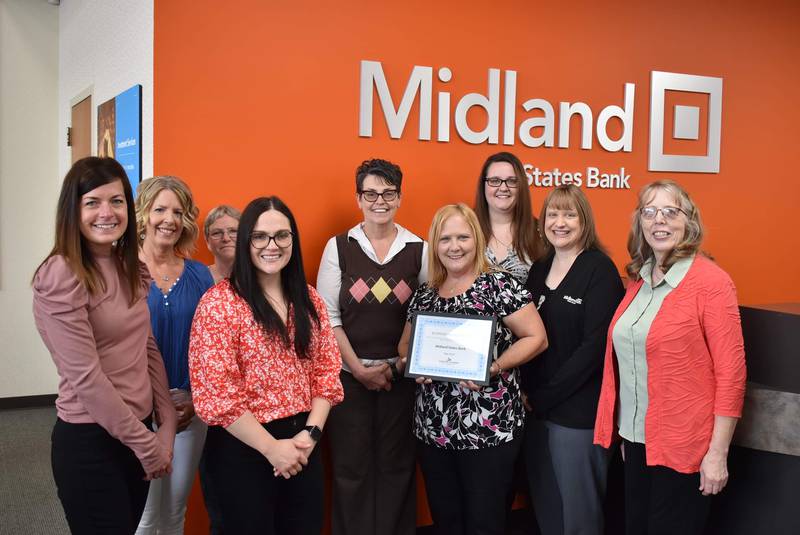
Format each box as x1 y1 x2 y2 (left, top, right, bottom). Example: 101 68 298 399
594 180 746 535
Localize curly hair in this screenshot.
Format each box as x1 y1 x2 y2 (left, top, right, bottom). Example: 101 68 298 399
626 180 704 280
136 176 200 257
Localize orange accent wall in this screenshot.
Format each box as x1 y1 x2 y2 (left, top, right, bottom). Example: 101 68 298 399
154 2 800 531
155 0 800 306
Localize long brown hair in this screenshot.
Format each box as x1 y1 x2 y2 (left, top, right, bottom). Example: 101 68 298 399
473 152 541 263
33 157 141 304
626 180 704 280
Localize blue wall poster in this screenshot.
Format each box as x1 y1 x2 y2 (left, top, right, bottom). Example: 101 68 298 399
97 84 142 194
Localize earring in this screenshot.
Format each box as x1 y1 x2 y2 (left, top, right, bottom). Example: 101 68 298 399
139 232 145 240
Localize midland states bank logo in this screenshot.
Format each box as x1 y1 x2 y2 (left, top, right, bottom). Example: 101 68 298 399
358 60 723 187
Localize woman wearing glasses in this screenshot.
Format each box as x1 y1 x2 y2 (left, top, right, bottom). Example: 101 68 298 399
205 204 241 283
317 159 427 535
522 185 624 535
474 152 542 283
135 176 214 534
33 157 176 533
199 204 240 533
397 204 547 535
594 180 746 535
190 197 343 535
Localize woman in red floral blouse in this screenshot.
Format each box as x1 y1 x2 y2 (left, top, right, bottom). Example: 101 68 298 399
189 196 344 535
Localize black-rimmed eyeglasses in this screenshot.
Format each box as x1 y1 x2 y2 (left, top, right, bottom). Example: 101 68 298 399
250 230 293 248
484 176 520 188
359 189 398 202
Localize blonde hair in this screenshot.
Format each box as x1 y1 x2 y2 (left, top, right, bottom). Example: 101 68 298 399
539 185 606 255
427 203 491 288
626 180 704 280
136 176 200 257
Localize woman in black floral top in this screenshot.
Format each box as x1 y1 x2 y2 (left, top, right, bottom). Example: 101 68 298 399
397 204 547 535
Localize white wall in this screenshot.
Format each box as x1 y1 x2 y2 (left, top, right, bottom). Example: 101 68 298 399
58 0 154 179
0 0 154 398
0 0 61 397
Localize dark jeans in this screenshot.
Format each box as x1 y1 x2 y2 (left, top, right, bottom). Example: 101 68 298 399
418 437 521 535
51 417 150 534
327 371 417 535
623 440 711 535
204 413 323 535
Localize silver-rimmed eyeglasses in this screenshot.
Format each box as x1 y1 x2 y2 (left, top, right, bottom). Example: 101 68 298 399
640 206 687 220
208 228 238 241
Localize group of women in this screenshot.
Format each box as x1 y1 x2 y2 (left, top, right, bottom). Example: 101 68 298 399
33 152 745 535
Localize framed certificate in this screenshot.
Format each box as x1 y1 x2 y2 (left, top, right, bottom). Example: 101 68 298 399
405 311 497 385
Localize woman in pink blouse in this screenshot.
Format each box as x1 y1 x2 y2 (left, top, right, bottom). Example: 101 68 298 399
32 157 177 534
189 196 344 535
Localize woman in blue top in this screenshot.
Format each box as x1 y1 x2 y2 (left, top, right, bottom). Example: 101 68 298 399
135 176 214 534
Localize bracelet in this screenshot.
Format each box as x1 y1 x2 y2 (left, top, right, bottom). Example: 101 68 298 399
389 362 402 382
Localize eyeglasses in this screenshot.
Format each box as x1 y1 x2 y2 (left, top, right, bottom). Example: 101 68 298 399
359 189 398 202
485 176 520 188
640 206 687 220
250 230 293 248
208 228 238 241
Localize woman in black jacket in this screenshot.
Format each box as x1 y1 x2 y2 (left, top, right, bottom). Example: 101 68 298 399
522 185 624 535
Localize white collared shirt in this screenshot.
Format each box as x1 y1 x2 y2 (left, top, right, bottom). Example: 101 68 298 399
316 222 428 330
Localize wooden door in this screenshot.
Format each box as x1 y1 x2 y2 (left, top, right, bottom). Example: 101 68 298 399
70 96 91 163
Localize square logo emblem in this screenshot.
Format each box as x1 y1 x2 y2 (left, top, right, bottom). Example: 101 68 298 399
648 71 723 173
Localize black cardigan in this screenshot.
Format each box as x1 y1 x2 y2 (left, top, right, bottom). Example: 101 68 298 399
521 248 624 429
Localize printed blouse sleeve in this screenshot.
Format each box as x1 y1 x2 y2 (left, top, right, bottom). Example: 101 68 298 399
701 269 747 417
316 237 343 328
307 286 344 405
491 271 533 317
33 256 165 472
406 283 429 322
188 286 249 427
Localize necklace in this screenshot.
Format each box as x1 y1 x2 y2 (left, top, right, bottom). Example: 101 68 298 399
441 276 475 297
492 234 511 249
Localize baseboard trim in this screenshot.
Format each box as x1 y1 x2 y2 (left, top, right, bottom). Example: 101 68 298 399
0 394 57 410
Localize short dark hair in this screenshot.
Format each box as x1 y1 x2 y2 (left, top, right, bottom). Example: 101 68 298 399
229 196 318 358
355 158 403 193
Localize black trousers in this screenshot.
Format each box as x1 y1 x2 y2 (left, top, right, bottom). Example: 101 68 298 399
327 371 417 535
623 440 711 535
204 413 323 535
51 417 150 534
418 437 521 535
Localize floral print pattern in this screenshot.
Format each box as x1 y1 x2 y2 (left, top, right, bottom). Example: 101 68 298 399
189 280 344 428
407 271 532 450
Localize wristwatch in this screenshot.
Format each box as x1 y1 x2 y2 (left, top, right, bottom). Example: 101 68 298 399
303 425 322 442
